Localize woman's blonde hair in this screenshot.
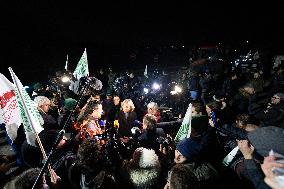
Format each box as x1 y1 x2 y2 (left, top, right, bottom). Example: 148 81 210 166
121 99 135 111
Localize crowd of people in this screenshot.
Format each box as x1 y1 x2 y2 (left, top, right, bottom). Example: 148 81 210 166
1 52 284 189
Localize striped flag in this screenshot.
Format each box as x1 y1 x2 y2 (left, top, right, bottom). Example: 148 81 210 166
9 68 44 147
175 103 192 142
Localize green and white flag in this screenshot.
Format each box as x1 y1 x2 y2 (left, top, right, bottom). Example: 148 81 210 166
9 68 44 147
73 48 89 80
175 103 192 142
70 49 89 94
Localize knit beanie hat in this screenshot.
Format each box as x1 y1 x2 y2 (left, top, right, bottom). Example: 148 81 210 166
129 147 161 188
176 138 202 162
64 98 77 111
248 126 284 156
132 147 160 169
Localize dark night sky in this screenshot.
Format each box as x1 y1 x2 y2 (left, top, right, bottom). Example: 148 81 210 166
1 1 284 83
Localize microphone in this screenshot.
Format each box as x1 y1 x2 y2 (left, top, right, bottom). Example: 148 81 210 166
210 111 217 127
99 120 106 127
134 120 142 126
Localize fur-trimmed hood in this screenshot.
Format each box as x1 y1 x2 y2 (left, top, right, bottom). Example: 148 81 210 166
129 168 160 188
124 148 161 188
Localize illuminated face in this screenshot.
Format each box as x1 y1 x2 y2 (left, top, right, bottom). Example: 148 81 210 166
174 150 187 164
91 104 103 119
113 96 120 106
122 103 131 113
191 106 200 116
271 95 280 104
93 95 101 102
39 100 51 113
205 105 211 116
148 107 157 115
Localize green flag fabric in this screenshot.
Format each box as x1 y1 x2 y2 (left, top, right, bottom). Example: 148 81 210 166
175 103 192 142
9 68 44 147
73 48 89 80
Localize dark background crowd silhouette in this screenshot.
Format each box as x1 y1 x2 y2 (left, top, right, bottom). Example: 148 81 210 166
1 2 284 189
1 45 284 188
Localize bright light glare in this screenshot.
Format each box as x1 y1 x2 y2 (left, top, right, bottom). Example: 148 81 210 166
144 88 149 94
175 86 182 93
152 83 161 90
61 76 70 83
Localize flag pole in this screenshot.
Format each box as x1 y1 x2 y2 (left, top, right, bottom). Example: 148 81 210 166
8 68 52 173
32 76 93 189
186 103 192 138
65 54 68 71
84 48 89 77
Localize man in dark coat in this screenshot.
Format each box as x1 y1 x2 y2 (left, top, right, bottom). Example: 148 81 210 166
253 93 284 128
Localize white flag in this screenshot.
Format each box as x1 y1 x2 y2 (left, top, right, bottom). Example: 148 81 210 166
144 65 148 78
73 48 89 80
9 68 44 146
0 73 21 141
65 54 68 71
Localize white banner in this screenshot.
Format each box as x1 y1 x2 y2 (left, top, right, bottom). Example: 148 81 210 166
0 73 21 141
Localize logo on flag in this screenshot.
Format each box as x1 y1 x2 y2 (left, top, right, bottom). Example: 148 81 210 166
70 49 90 94
0 73 21 141
73 48 89 80
9 68 44 146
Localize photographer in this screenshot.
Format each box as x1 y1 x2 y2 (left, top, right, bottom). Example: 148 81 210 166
251 93 284 128
37 129 79 187
172 115 219 186
57 98 78 132
237 126 284 189
68 139 118 189
138 114 165 152
4 168 61 189
120 147 161 189
164 164 199 189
